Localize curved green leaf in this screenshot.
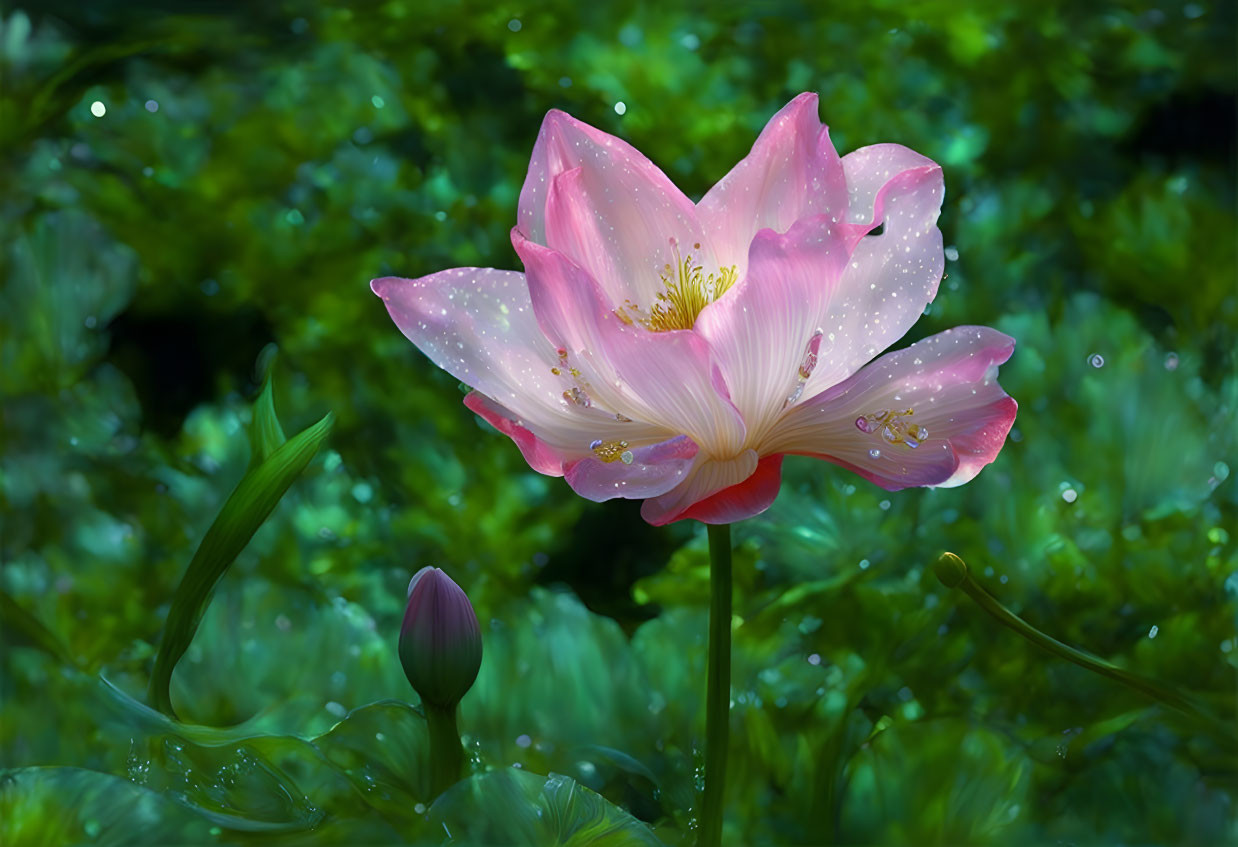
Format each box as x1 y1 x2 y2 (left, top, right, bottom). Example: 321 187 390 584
148 411 333 716
247 343 286 470
429 768 666 846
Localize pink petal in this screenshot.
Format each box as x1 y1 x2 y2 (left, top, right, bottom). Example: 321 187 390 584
798 146 945 400
697 93 847 273
517 110 707 308
676 454 786 525
463 391 566 476
564 435 699 501
545 166 708 314
372 270 665 475
694 213 851 435
842 143 941 227
640 450 761 526
764 327 1017 490
513 232 747 458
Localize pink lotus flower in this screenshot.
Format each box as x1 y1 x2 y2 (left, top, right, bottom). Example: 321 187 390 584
373 94 1017 526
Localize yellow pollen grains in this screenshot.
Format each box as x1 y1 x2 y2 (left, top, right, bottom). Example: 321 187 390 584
617 240 738 332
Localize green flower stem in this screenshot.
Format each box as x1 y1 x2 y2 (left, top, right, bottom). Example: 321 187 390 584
934 552 1231 743
425 702 465 797
699 523 732 847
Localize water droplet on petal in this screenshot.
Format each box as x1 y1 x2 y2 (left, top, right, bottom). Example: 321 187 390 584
797 330 824 379
869 449 881 459
562 387 591 408
855 416 872 433
620 450 634 464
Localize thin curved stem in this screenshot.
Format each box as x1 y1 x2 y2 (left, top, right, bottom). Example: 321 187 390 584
935 552 1233 746
698 523 732 847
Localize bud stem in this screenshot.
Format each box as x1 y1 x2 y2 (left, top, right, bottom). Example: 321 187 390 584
935 552 1233 746
698 523 732 847
425 702 465 797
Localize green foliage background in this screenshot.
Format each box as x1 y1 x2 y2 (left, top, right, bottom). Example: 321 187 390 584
1 1 1235 844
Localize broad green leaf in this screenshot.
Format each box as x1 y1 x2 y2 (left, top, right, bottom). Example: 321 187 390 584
0 767 214 846
313 700 433 832
429 768 666 846
148 411 333 716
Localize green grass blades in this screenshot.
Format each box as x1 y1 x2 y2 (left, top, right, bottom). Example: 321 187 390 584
147 406 333 717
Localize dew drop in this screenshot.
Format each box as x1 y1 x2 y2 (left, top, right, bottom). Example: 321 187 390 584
562 387 591 408
1061 488 1078 503
797 330 823 379
1088 353 1105 368
855 416 872 433
620 450 634 465
869 448 881 459
1164 352 1179 371
1147 625 1159 639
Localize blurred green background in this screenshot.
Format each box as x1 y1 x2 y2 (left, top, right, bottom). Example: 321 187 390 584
1 1 1235 844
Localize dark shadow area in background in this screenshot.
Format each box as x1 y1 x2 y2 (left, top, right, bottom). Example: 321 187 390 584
537 499 696 633
106 306 273 438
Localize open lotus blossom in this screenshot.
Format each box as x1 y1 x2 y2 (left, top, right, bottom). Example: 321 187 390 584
373 93 1017 526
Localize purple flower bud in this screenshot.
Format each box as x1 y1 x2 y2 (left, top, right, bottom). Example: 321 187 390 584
398 567 482 709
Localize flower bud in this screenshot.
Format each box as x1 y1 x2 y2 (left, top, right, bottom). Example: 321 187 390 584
398 566 482 709
933 551 969 588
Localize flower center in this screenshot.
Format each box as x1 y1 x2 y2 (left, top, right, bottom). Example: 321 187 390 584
616 240 738 332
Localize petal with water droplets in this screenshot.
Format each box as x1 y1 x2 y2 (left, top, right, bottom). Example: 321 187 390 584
694 213 849 433
373 271 662 476
764 326 1016 490
800 146 945 397
514 233 747 457
564 435 699 501
696 93 847 274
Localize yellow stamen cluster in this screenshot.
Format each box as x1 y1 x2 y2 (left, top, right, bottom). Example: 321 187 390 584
617 242 738 333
